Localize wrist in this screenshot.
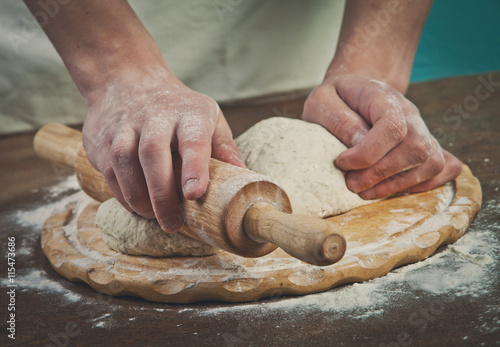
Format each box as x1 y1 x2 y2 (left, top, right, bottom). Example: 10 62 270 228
71 39 174 104
325 54 411 94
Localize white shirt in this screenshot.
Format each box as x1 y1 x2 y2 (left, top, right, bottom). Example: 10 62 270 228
0 0 344 134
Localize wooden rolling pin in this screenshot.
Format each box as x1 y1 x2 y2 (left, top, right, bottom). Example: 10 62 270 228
34 124 346 266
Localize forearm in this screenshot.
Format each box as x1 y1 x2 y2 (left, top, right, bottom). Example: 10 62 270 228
23 0 169 101
329 0 432 93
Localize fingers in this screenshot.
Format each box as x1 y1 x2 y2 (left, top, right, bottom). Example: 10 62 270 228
303 84 370 147
211 111 246 168
109 128 154 218
345 125 460 200
303 75 460 198
354 137 450 200
99 157 135 214
139 123 183 233
336 87 407 171
84 134 135 215
345 113 433 193
406 150 462 193
357 150 445 199
176 119 213 201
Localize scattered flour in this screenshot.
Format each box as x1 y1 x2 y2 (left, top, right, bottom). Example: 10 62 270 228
94 321 106 328
9 172 500 330
14 175 80 229
192 202 499 319
9 175 83 303
0 269 81 302
14 202 63 229
92 313 112 322
46 175 81 198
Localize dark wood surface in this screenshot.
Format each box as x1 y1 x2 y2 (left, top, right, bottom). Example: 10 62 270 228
1 73 499 346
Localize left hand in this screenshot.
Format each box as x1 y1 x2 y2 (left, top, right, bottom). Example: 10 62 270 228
302 74 462 199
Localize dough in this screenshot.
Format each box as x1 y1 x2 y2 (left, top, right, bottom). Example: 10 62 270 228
96 198 219 257
235 117 375 218
97 117 373 257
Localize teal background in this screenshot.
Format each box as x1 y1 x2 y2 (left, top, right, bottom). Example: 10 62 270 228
411 0 500 82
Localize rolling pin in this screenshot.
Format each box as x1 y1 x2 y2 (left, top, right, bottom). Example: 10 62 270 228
34 124 346 266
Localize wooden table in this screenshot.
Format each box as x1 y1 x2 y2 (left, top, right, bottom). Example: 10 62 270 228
1 73 499 346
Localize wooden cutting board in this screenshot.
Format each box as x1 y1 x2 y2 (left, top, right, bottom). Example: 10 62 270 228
41 164 481 303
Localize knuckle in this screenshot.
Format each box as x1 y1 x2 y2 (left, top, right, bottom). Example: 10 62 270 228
111 145 135 166
410 138 432 164
100 163 115 181
428 153 446 176
450 157 463 175
149 190 173 207
139 139 164 159
387 117 408 142
369 165 389 183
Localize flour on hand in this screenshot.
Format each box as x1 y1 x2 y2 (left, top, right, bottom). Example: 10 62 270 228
235 117 375 218
96 198 219 257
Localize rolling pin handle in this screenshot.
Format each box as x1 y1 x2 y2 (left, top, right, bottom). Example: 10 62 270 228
243 203 346 266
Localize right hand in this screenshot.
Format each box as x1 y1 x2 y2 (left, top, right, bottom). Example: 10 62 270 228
82 65 244 232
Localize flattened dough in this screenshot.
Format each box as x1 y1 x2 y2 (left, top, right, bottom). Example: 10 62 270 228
96 198 219 257
235 117 375 218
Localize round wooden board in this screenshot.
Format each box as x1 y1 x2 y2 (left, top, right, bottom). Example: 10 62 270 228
41 164 481 303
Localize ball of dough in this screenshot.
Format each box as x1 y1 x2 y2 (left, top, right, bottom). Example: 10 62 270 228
235 117 374 218
96 198 220 257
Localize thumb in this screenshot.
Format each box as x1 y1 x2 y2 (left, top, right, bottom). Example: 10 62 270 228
303 85 370 148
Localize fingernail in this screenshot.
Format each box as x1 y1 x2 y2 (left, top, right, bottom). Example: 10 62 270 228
347 176 361 193
183 178 199 195
360 188 376 200
336 158 351 171
160 216 183 232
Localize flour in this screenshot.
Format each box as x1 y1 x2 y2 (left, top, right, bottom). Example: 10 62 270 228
91 313 111 322
14 202 61 229
0 269 81 302
10 175 84 302
184 198 497 320
46 175 81 198
14 175 80 229
9 170 499 328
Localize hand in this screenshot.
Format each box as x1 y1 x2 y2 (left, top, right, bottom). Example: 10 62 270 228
82 66 244 232
302 74 462 199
